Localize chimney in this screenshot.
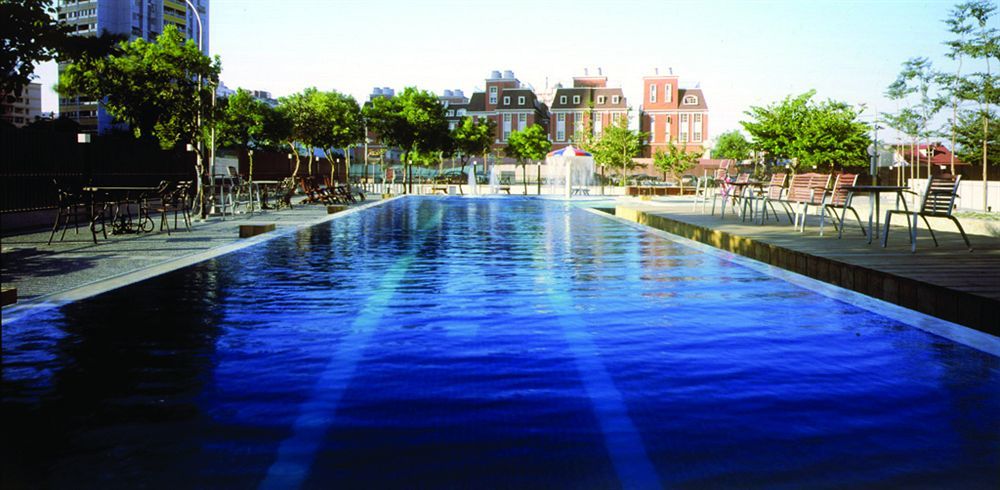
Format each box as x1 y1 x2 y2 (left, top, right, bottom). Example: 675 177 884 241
598 67 603 76
655 67 659 75
584 67 589 76
669 67 674 75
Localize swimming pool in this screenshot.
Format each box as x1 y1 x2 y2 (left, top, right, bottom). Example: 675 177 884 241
3 197 998 488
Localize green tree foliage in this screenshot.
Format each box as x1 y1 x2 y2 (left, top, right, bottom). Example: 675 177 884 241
711 130 752 161
292 88 363 182
591 116 645 184
362 87 449 193
955 108 999 168
653 141 702 191
451 116 496 174
887 58 947 174
505 124 552 194
0 0 71 97
741 91 870 171
276 91 312 176
57 25 220 150
215 89 268 179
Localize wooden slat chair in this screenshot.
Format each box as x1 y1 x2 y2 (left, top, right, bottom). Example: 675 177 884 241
883 174 972 252
774 173 831 232
749 172 787 224
818 173 866 237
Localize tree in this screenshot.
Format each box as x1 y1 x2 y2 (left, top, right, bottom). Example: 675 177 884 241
653 141 702 193
955 107 999 172
451 116 496 176
57 25 220 212
741 91 869 172
711 130 752 161
215 89 267 180
363 87 449 193
591 115 645 186
505 124 551 194
276 91 311 177
887 58 947 178
0 0 71 97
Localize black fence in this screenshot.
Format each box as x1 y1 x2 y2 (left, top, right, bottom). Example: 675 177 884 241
1 126 197 213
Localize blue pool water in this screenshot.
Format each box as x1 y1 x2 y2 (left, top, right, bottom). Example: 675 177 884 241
3 197 999 488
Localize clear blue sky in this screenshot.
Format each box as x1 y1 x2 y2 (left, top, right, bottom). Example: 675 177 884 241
36 0 992 144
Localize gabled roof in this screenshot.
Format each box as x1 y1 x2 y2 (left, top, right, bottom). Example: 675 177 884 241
677 89 708 110
893 143 968 165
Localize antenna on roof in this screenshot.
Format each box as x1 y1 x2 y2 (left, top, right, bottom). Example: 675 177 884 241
669 67 674 75
598 67 602 76
655 67 659 75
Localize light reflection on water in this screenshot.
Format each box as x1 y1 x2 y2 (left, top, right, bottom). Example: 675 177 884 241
2 197 998 488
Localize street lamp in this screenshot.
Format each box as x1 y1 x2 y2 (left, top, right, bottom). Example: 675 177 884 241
183 0 206 217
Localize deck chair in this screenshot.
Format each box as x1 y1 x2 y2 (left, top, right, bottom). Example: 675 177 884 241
883 174 972 252
711 172 749 218
818 173 865 237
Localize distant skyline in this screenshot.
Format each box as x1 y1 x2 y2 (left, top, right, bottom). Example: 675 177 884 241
35 0 990 144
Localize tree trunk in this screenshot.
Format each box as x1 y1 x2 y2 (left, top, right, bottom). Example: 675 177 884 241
288 141 301 177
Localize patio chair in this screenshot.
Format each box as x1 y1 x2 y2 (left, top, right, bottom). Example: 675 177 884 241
749 172 787 224
710 172 749 218
47 179 101 244
774 173 831 232
883 174 972 252
153 181 192 234
274 177 297 210
693 169 725 213
818 173 865 237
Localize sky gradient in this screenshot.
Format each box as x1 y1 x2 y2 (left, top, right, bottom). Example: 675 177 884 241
36 0 991 144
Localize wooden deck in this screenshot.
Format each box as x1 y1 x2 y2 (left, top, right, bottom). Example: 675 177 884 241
613 202 1000 336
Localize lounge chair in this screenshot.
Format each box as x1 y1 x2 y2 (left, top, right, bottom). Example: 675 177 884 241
883 174 972 252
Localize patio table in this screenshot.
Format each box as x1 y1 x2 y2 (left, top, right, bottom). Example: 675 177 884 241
82 186 159 235
839 185 912 244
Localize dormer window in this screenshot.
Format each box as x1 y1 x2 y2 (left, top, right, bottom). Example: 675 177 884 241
518 96 525 105
597 95 606 104
683 95 698 105
612 95 620 104
503 96 510 105
560 95 567 104
573 95 580 104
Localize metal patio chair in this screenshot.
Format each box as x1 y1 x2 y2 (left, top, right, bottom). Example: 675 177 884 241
883 174 972 252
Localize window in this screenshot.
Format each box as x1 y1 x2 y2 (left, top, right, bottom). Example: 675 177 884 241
518 113 526 130
693 113 702 142
683 95 698 105
449 122 456 130
503 114 511 122
518 96 525 105
489 86 497 104
679 113 689 142
446 110 454 117
557 113 565 122
557 130 565 141
597 95 606 104
573 95 580 104
457 109 466 116
649 115 655 142
649 84 656 103
560 95 567 104
503 96 510 105
504 131 510 140
612 95 620 104
665 84 672 103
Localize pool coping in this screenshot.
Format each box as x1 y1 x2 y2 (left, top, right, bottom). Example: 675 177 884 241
582 206 1000 358
1 196 404 326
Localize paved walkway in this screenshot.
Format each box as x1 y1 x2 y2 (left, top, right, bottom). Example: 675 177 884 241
1 198 385 307
613 197 1000 335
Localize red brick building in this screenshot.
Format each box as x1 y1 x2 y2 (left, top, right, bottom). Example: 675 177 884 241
549 70 628 150
465 70 550 152
639 70 709 157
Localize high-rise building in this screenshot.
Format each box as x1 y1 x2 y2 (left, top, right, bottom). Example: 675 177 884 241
549 69 627 149
1 83 43 128
56 0 210 133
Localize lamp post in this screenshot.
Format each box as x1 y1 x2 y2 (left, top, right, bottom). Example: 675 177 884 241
537 161 541 195
183 0 206 218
